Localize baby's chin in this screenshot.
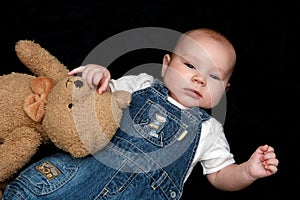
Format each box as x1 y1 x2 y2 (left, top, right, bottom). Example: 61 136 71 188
192 101 213 109
178 99 209 109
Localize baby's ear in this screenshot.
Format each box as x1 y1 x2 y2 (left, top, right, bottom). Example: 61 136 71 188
225 83 230 92
161 54 171 77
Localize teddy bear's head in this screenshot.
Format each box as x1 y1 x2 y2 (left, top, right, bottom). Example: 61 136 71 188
43 75 131 157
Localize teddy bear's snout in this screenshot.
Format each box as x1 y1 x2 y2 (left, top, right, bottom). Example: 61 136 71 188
74 80 84 88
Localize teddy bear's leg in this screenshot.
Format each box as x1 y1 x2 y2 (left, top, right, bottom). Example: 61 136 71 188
0 127 42 182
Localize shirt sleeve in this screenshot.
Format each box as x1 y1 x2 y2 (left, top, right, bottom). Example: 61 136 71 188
199 118 235 175
109 73 154 93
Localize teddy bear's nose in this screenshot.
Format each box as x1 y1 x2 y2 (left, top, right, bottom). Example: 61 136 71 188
74 80 84 88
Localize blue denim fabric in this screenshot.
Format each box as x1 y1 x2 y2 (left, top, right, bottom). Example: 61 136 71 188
3 80 210 200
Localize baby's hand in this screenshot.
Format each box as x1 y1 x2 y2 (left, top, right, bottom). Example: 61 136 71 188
68 64 111 94
248 144 279 179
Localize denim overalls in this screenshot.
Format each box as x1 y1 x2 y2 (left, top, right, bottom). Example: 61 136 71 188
3 80 210 200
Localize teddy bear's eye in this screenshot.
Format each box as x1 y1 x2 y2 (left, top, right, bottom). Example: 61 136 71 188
68 103 73 109
74 80 83 88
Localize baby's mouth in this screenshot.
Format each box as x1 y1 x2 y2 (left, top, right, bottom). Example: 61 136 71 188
193 90 202 98
185 88 202 98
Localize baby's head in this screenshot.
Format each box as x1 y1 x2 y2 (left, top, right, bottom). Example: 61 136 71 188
161 28 236 108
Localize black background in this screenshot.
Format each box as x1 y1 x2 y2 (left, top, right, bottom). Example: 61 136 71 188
1 0 298 199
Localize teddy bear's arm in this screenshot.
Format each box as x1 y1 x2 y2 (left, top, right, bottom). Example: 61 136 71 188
15 40 69 84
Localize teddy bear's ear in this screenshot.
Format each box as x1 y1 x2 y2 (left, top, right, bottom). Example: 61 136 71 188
112 90 132 109
15 40 69 83
23 76 54 122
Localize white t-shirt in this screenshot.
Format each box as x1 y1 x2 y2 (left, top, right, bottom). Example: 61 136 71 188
109 73 235 182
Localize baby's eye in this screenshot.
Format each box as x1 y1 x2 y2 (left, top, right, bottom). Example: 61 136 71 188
210 74 221 80
185 63 196 69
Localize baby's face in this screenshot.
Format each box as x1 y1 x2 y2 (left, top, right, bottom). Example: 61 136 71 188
162 33 235 109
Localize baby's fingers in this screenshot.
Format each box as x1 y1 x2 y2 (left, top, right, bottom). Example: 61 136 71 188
68 66 85 75
97 75 110 94
262 151 276 160
266 145 275 153
262 155 279 175
263 161 278 174
263 156 279 165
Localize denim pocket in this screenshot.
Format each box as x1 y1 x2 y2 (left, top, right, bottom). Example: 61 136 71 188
133 100 188 147
16 153 78 196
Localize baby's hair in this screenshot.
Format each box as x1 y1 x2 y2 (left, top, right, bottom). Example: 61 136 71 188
186 28 233 48
190 28 236 68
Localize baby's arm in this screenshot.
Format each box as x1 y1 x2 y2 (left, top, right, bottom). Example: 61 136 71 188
68 64 111 94
206 144 279 191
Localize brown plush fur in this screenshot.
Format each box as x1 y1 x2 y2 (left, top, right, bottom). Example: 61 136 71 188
0 40 131 196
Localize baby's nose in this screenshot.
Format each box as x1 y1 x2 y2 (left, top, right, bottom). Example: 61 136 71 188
192 73 206 86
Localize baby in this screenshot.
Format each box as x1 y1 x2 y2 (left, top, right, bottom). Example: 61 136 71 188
2 28 278 200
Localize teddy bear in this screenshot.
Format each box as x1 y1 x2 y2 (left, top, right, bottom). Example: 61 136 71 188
0 40 131 196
